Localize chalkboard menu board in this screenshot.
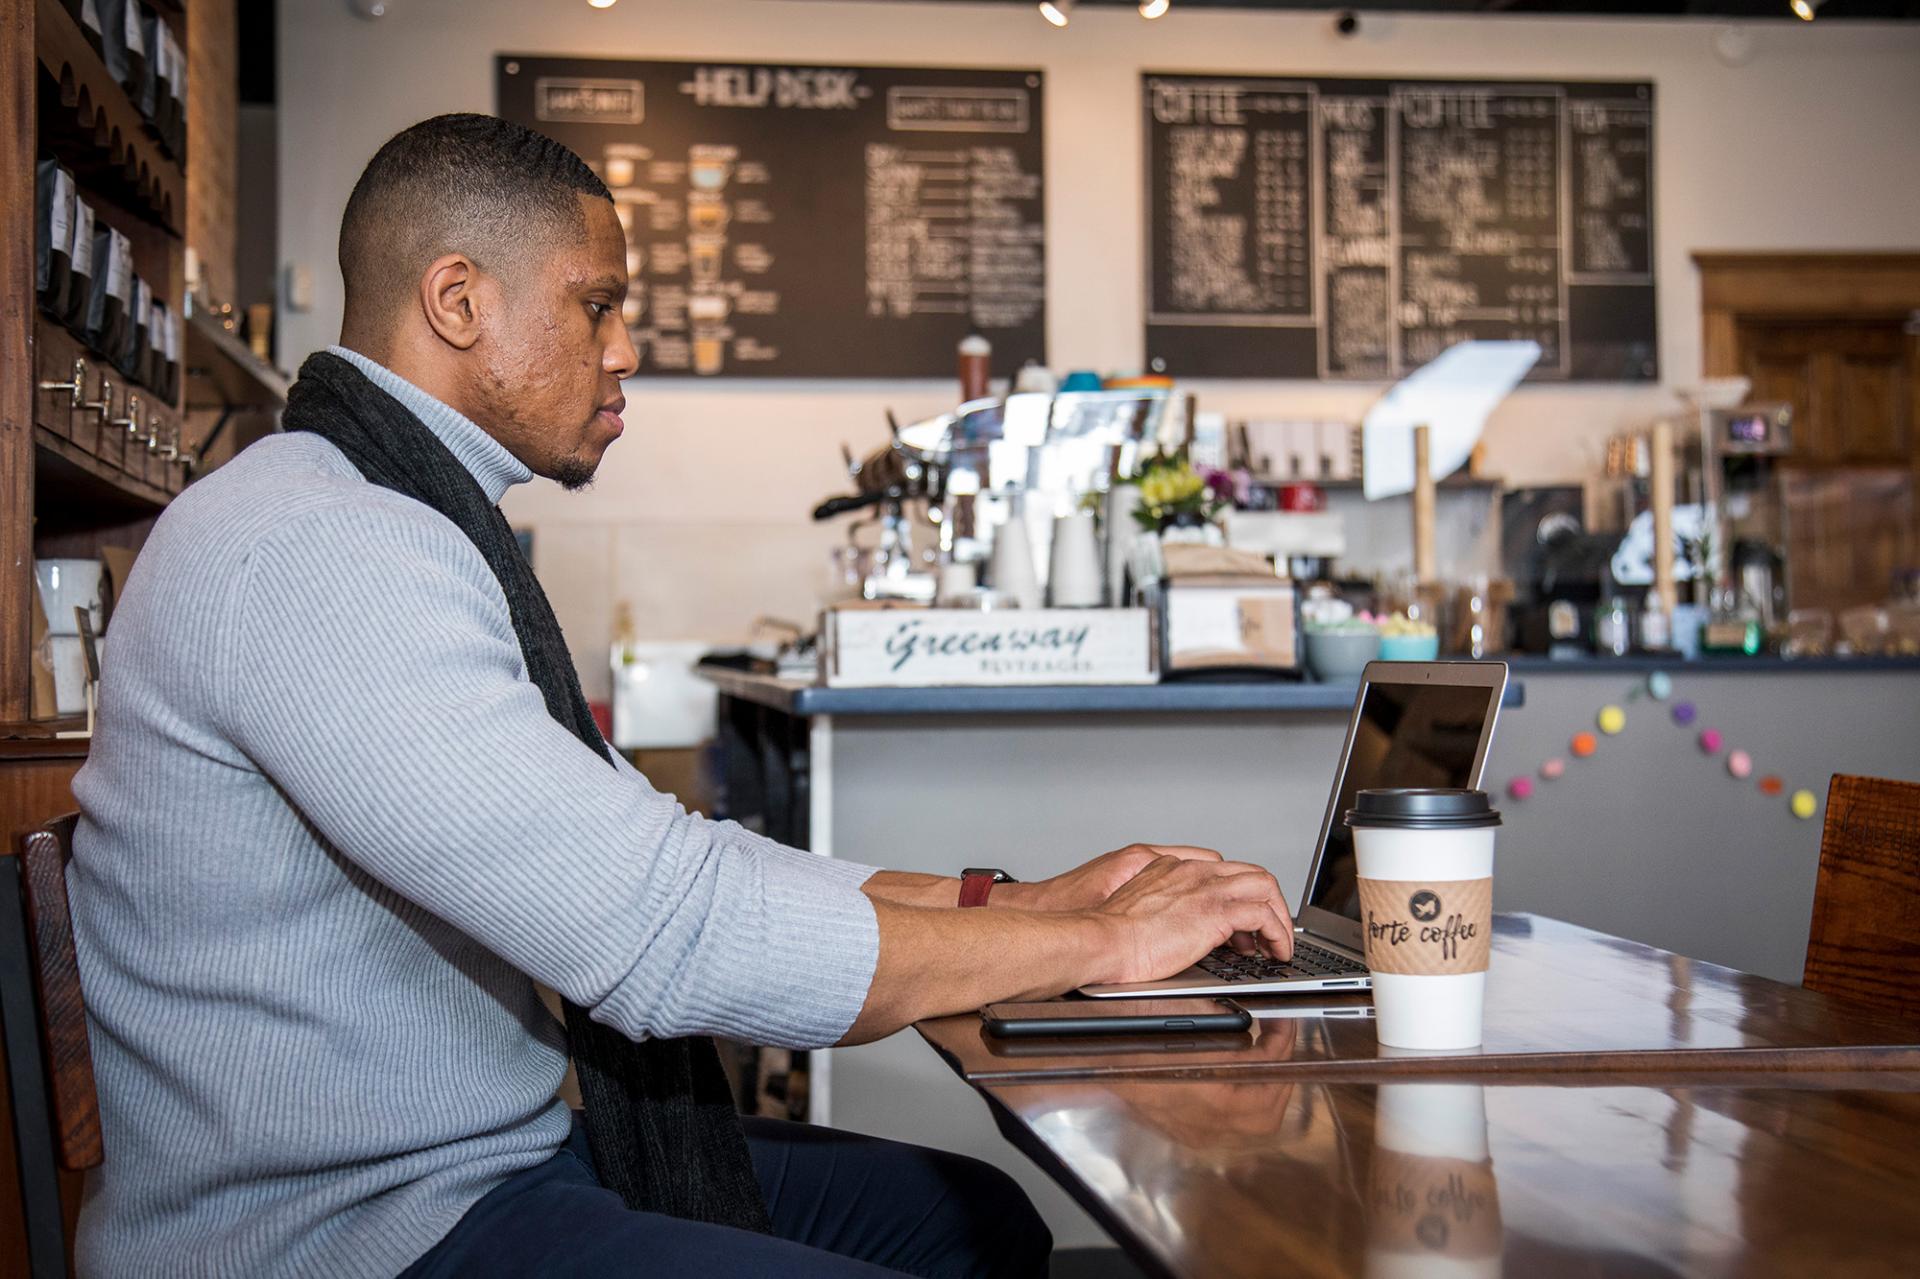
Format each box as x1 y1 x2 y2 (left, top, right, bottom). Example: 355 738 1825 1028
497 56 1046 378
1143 74 1655 382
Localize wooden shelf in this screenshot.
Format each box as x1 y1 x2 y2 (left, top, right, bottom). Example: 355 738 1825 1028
32 315 186 502
33 0 185 236
34 425 174 516
185 307 290 410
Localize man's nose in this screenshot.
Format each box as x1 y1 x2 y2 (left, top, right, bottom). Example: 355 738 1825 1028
605 323 640 380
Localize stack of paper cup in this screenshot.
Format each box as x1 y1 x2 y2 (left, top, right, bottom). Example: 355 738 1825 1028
1047 511 1103 607
1345 789 1500 1050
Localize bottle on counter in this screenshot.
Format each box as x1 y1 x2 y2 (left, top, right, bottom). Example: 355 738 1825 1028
35 159 75 314
1637 592 1672 652
1594 594 1632 658
957 333 992 403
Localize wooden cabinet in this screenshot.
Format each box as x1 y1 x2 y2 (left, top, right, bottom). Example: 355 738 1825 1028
1738 319 1913 466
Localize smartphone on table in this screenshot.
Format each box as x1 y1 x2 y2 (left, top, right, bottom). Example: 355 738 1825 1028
981 998 1252 1039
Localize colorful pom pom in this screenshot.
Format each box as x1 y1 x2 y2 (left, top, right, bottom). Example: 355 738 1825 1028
1791 789 1818 820
1727 750 1753 779
1598 705 1626 735
1699 728 1722 753
1571 732 1598 758
1758 775 1783 796
1647 671 1672 700
1507 776 1534 801
1672 701 1697 726
1539 758 1566 780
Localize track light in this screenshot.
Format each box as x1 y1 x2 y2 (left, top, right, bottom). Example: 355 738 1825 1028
1038 0 1073 27
1140 0 1171 17
588 0 617 9
1790 0 1822 18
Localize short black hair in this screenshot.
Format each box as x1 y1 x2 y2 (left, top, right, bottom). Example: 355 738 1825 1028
338 113 611 335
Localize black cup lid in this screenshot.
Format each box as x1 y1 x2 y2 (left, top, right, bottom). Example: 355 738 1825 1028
1344 788 1502 830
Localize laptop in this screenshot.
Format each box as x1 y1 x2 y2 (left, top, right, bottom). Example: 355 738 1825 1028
1081 660 1509 998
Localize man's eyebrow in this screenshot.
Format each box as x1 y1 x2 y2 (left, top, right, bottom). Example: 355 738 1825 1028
580 274 626 291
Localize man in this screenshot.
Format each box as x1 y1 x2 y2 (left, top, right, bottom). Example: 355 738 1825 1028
69 114 1294 1278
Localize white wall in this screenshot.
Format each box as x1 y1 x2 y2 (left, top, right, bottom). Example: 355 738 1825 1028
278 0 1920 698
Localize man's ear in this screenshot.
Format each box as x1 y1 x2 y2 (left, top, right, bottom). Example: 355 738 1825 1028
418 253 486 351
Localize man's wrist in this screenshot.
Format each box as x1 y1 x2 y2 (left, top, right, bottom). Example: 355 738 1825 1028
985 879 1041 909
1071 910 1127 986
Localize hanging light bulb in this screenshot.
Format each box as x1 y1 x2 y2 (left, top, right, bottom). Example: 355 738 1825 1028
1038 0 1074 27
1790 0 1823 18
1140 0 1171 17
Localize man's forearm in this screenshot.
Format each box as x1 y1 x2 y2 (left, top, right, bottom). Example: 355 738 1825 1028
837 896 1115 1045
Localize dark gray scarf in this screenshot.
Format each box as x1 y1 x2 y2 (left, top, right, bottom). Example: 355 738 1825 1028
285 350 771 1233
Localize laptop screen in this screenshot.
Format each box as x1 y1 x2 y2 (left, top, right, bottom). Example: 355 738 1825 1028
1304 678 1497 925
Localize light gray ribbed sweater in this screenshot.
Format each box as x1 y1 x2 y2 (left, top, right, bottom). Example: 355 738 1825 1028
67 349 881 1277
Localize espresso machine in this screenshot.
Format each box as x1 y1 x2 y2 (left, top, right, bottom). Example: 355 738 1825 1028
813 389 1178 605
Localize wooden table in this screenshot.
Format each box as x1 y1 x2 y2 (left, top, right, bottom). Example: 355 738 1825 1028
915 915 1920 1277
919 915 1920 1083
980 1075 1920 1278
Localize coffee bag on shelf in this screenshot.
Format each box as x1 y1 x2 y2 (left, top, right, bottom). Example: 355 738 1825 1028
121 275 151 384
36 159 76 312
99 0 149 101
62 197 97 336
85 224 133 363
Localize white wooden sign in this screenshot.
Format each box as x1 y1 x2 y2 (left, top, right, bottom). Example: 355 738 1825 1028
824 608 1157 687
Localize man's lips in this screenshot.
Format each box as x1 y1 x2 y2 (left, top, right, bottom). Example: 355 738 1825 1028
596 396 627 434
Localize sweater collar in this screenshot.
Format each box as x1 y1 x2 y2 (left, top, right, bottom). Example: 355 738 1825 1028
326 346 532 504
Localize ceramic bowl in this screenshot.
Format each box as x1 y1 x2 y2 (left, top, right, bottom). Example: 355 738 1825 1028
1377 632 1441 662
1304 629 1381 682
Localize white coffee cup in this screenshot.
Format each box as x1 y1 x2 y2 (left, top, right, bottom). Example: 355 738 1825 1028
1346 789 1500 1050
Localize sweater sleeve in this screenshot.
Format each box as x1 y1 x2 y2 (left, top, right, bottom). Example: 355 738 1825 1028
606 749 882 891
215 500 878 1049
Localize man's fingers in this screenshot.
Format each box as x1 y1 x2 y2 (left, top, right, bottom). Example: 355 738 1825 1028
1224 900 1295 961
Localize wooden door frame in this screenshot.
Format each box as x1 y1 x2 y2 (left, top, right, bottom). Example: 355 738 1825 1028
1695 251 1920 377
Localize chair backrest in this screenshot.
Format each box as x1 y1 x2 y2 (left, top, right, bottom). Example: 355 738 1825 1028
1804 775 1920 1026
13 813 102 1172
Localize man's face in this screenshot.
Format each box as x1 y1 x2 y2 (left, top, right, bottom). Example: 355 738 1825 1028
472 195 638 490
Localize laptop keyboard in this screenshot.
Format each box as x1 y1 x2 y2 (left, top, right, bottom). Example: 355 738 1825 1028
1197 939 1368 983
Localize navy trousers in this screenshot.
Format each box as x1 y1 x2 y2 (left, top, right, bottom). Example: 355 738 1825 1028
398 1114 1052 1278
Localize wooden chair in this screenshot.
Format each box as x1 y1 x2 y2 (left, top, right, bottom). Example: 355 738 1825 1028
1803 775 1920 1026
1 814 101 1279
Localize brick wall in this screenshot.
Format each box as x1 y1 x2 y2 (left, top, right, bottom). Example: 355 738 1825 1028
187 0 237 306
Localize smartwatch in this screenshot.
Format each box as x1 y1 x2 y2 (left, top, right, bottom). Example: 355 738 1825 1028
959 867 1017 908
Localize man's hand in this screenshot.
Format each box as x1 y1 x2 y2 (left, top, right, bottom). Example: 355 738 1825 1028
1082 855 1295 986
843 853 1297 1044
1006 843 1225 912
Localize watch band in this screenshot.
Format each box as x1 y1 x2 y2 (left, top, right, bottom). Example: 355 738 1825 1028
959 867 1016 908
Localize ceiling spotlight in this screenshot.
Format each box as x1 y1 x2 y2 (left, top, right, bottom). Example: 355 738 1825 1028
588 0 617 9
1140 0 1171 17
1039 0 1074 27
1790 0 1822 18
